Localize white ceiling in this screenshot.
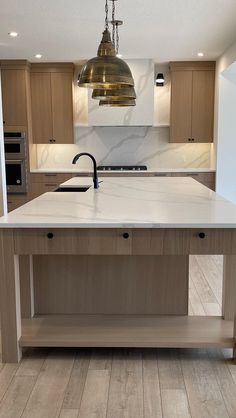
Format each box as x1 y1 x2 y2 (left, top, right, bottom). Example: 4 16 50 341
0 0 236 62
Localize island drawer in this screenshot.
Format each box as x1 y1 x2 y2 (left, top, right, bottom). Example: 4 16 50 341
13 228 133 255
132 229 236 255
30 173 73 183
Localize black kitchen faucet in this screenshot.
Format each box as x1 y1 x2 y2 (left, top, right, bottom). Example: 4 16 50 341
72 152 99 189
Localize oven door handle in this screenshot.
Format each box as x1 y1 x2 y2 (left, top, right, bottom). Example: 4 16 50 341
5 159 25 163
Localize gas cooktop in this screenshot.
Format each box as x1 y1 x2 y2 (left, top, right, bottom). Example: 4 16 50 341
97 165 147 171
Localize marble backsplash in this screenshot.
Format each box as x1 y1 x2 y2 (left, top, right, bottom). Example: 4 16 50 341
36 126 214 170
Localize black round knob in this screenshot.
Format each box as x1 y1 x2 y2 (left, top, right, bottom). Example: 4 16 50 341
47 232 54 239
123 232 129 239
188 138 191 141
192 138 195 141
198 232 206 239
3 120 5 124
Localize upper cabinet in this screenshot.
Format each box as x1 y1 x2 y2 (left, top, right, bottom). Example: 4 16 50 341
30 64 74 144
170 62 215 143
1 62 30 127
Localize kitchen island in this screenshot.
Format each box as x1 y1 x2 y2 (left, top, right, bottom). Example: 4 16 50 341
0 176 236 363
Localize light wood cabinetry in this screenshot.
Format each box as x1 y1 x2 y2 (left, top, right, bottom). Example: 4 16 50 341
1 66 28 127
171 172 215 190
30 72 53 143
7 195 30 212
30 173 73 199
170 62 215 143
30 64 74 144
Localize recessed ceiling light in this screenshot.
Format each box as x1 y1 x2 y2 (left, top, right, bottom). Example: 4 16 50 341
198 52 204 57
8 31 18 37
116 53 123 58
35 54 42 59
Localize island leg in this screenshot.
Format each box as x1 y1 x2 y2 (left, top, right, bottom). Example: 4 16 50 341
222 255 236 320
0 230 22 363
19 255 34 318
223 255 236 361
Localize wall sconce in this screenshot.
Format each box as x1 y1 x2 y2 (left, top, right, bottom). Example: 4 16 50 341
156 73 165 87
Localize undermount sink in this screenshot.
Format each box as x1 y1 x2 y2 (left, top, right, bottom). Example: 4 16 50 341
54 186 90 192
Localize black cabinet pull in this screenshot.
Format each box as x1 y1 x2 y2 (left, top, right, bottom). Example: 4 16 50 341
123 232 129 239
198 232 206 239
188 138 191 142
3 120 5 124
192 138 195 141
47 232 54 239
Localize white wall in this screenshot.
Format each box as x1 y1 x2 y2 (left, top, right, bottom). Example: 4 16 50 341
215 40 236 202
0 73 7 216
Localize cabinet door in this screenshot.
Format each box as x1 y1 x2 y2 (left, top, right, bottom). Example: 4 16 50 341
191 70 215 142
51 73 74 143
1 69 27 126
30 72 53 144
170 71 193 142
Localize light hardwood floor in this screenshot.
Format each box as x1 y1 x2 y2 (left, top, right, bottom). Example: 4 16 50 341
0 255 236 418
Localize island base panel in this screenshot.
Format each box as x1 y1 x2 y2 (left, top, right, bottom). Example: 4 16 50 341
20 315 234 349
33 255 189 315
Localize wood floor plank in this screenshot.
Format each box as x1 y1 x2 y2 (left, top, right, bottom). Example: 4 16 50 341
222 349 236 385
106 349 143 418
0 364 19 402
211 255 224 273
208 349 236 418
203 302 221 316
21 350 75 418
161 389 191 418
195 256 222 304
181 349 229 418
88 348 112 370
0 376 36 418
190 256 218 304
16 348 47 377
188 281 205 315
158 349 185 390
142 349 162 418
63 350 90 410
78 369 110 418
59 409 79 418
188 301 194 316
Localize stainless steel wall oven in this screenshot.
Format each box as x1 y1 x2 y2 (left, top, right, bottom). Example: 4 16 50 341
4 131 28 194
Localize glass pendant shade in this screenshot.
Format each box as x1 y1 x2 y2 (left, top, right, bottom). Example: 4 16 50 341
92 86 136 101
99 99 136 107
78 29 134 89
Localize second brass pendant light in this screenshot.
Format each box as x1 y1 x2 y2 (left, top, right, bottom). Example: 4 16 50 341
78 0 136 107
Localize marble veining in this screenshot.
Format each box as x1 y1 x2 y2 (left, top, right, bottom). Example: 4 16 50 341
36 127 213 171
1 177 236 228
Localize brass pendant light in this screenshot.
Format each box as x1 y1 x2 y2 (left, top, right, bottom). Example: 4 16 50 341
99 99 136 107
92 86 136 101
95 1 136 107
78 0 134 89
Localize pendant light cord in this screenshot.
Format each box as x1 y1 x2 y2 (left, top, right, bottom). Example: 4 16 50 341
115 22 119 54
105 0 109 29
112 0 115 47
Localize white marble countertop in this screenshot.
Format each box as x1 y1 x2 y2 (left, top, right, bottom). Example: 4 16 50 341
30 168 216 174
1 176 236 229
